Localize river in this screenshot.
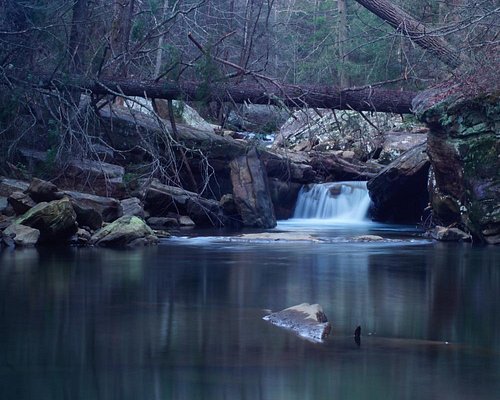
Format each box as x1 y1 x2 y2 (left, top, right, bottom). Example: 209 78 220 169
0 183 499 399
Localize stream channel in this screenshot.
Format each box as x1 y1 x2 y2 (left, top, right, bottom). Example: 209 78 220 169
1 182 499 399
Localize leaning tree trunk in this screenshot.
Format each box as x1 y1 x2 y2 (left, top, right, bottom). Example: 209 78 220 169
354 0 468 70
29 75 417 114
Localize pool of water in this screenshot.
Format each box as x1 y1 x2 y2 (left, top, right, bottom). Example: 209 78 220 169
0 226 499 399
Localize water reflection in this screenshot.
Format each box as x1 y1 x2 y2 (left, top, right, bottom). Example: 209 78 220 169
0 241 499 399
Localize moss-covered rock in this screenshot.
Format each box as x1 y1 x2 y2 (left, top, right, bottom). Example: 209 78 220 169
91 216 158 247
413 91 500 244
16 197 77 242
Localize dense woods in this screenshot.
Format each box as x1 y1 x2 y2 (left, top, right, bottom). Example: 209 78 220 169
0 0 498 242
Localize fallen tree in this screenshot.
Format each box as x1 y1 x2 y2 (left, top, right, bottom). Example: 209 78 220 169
25 74 417 114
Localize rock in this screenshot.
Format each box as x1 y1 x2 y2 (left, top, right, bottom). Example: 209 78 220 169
230 148 276 228
71 201 103 231
377 132 427 165
3 224 40 247
91 216 158 247
0 196 8 213
27 178 63 202
63 191 122 223
18 148 125 197
237 232 322 242
368 143 430 223
0 214 13 230
143 180 226 227
227 104 289 132
430 226 472 242
146 216 179 229
7 191 36 215
353 235 384 242
274 109 413 160
121 197 145 218
178 215 196 227
70 228 92 246
16 198 78 242
268 178 302 220
413 89 500 244
0 178 29 197
263 303 332 342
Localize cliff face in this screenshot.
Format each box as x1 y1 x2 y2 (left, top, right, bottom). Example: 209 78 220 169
414 90 500 244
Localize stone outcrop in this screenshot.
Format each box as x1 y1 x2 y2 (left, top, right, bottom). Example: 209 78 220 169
263 303 332 342
368 143 430 223
91 216 158 247
18 148 125 196
230 148 276 228
143 180 227 227
413 88 500 244
16 197 78 242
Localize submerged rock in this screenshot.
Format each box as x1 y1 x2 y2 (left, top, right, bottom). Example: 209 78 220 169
263 303 332 342
353 235 384 242
91 215 158 247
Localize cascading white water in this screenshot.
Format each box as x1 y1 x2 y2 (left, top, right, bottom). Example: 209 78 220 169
292 181 371 222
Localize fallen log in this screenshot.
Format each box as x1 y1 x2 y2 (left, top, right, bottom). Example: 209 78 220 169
26 74 417 114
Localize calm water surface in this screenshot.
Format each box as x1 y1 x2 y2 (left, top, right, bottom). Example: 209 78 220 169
0 224 499 400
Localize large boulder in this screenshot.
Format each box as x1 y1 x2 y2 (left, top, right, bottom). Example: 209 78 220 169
27 178 63 202
367 143 430 223
3 224 40 247
230 148 276 228
263 303 332 342
16 197 78 242
143 180 227 227
413 88 500 244
91 216 158 247
63 191 122 223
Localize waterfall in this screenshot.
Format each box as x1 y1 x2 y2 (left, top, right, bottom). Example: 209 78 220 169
292 181 371 222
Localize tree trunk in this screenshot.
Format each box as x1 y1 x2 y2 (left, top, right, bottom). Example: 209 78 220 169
354 0 467 69
32 75 417 114
108 0 135 77
337 0 350 87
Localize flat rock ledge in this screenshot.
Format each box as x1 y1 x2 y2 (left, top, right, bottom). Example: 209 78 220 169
263 303 332 342
236 232 322 242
